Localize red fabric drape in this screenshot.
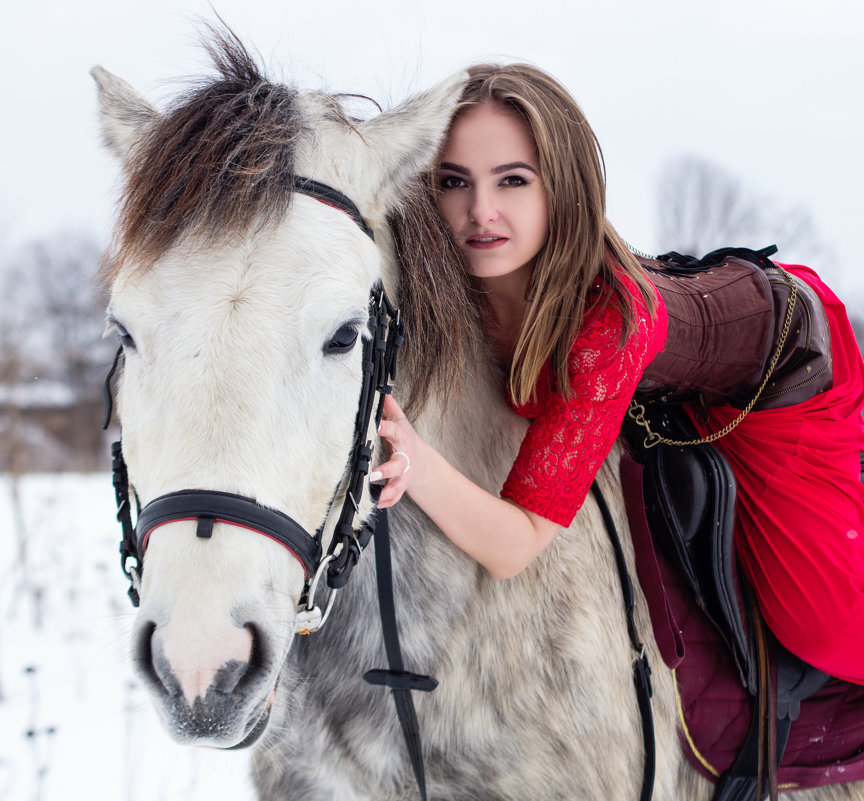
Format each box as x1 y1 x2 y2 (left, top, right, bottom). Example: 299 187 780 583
690 264 864 683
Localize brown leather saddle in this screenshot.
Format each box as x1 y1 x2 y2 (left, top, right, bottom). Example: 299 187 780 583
636 245 832 411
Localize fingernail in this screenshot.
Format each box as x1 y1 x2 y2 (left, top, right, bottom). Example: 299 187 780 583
369 471 383 482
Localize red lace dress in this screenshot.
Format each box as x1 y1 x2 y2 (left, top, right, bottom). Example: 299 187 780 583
502 273 668 526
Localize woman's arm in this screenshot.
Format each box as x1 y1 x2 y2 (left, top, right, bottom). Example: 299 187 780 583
373 394 560 579
372 277 666 577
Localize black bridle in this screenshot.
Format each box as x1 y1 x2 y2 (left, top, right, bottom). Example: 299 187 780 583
104 176 403 622
104 176 439 799
101 175 655 801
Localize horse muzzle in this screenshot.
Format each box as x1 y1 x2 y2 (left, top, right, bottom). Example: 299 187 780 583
133 603 279 748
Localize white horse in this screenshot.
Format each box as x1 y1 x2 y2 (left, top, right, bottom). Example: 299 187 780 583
92 32 862 801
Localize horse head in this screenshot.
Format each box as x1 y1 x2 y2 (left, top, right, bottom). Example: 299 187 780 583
93 33 464 749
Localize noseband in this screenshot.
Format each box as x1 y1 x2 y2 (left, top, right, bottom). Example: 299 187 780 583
105 177 403 633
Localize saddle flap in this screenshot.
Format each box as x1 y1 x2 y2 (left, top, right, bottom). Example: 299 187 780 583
645 444 704 592
638 409 755 690
703 443 752 692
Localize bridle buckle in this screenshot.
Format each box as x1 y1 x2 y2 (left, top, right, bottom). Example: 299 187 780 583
296 554 339 635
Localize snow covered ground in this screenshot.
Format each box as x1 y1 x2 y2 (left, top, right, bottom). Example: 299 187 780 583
0 474 255 801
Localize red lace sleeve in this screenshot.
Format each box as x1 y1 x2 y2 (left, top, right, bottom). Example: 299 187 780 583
501 278 667 526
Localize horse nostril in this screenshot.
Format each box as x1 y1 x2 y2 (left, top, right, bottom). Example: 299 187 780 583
132 620 162 693
209 656 251 696
233 623 265 693
132 619 187 700
132 616 270 707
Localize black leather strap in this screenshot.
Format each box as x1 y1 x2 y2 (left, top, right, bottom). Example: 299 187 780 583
112 441 140 606
591 481 655 801
325 287 404 589
711 697 791 801
363 509 437 801
135 489 322 577
292 176 374 240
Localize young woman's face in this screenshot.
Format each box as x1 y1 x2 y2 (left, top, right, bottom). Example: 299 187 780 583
436 103 549 283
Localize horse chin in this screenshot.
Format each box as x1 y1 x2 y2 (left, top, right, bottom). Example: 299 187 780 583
225 706 271 750
154 691 274 749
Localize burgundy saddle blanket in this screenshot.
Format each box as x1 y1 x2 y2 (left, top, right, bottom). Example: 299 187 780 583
621 455 864 791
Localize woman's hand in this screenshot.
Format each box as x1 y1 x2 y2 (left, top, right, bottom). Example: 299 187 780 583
370 394 561 577
371 393 423 509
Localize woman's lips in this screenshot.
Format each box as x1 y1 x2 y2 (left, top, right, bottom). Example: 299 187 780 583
466 235 508 249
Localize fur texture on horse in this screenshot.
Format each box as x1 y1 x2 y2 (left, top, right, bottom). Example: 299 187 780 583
92 31 863 801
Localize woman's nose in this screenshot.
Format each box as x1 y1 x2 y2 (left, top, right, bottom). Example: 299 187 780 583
468 188 499 225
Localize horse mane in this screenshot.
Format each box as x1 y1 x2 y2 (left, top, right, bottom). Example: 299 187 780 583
106 27 304 278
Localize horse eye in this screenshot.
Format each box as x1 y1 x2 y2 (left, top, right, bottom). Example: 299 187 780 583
110 319 136 350
324 324 359 355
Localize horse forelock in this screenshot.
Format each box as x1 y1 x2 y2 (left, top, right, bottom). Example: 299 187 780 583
106 28 307 281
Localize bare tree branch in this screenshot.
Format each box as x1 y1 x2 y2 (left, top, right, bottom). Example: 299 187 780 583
656 156 833 270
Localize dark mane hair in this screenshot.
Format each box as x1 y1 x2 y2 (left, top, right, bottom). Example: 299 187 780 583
106 27 303 277
103 28 479 413
390 180 484 415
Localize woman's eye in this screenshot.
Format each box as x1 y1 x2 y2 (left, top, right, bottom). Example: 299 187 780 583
439 175 466 190
324 324 359 355
501 175 528 187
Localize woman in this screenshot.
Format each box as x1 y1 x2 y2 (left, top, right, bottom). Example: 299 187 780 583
372 63 864 684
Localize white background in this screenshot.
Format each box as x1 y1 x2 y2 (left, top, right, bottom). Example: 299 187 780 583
1 0 863 306
0 476 254 800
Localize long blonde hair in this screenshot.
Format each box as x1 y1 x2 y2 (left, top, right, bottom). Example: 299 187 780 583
393 63 656 411
451 63 657 405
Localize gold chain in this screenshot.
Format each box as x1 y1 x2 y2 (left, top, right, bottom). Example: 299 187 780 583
628 264 798 449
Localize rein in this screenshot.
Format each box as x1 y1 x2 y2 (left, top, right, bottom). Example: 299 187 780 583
591 482 655 801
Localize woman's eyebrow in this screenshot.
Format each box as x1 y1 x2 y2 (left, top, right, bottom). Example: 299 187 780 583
439 160 539 176
440 161 470 175
492 161 538 175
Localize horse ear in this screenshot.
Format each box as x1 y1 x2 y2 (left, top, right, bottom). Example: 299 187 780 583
354 72 467 216
90 65 158 159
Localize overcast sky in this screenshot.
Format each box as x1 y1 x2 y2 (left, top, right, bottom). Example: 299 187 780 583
2 0 862 305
